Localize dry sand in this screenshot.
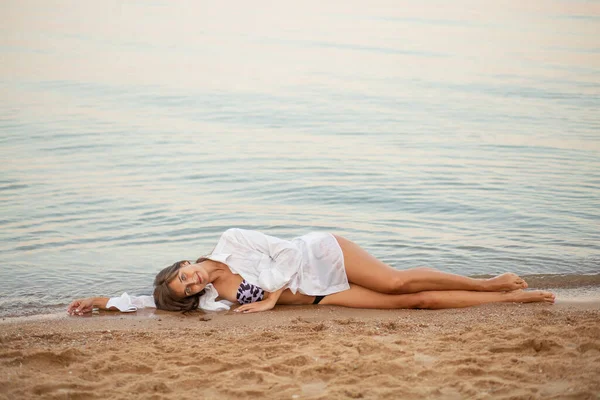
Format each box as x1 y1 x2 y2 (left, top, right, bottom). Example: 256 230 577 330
1 301 599 400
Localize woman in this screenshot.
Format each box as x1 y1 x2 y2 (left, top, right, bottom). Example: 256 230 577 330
67 228 555 315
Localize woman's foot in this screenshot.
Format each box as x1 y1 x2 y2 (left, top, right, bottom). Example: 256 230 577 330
485 273 528 291
506 289 555 304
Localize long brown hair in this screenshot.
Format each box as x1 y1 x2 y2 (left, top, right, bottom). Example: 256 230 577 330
153 257 209 311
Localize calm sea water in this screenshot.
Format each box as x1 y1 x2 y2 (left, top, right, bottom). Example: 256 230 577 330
1 1 599 317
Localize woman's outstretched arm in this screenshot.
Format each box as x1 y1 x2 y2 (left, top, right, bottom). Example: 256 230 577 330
67 294 157 315
67 297 111 315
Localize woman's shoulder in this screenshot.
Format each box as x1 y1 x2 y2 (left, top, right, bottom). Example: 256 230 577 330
220 227 247 237
219 228 266 242
214 228 253 251
214 228 241 244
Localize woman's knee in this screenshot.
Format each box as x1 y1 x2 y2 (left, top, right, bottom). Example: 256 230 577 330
389 268 428 292
392 267 439 292
418 292 439 309
398 292 432 309
384 275 407 293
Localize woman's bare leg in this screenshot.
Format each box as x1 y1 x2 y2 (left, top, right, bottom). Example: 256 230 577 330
277 289 316 305
334 235 528 294
320 284 555 309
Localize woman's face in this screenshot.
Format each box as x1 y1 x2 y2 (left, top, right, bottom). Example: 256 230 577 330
167 261 209 298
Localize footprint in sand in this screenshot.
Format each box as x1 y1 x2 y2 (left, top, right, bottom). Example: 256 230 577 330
489 338 562 354
33 383 94 396
9 349 84 368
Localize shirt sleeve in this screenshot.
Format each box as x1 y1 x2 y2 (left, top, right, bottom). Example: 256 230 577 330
199 284 233 311
224 228 303 292
106 293 156 312
106 286 233 312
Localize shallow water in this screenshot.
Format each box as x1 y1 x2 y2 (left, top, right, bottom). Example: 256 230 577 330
1 1 599 317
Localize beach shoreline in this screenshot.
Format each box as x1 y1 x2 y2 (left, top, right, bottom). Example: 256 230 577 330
1 301 599 399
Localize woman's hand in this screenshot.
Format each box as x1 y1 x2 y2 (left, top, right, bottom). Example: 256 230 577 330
234 299 276 314
67 297 97 316
234 287 285 314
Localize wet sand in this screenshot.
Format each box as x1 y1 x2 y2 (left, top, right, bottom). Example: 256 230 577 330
1 300 599 399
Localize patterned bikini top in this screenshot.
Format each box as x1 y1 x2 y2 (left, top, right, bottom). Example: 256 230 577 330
236 280 265 304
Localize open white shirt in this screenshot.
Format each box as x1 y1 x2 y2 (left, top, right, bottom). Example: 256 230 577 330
106 228 348 312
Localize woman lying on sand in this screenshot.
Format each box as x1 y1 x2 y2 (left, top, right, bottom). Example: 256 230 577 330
68 228 555 316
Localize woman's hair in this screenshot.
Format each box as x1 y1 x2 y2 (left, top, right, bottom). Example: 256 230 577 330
153 257 209 312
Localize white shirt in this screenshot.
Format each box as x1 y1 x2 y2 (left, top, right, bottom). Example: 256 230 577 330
106 228 348 312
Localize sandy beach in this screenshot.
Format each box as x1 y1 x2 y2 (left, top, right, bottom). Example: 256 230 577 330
1 300 599 400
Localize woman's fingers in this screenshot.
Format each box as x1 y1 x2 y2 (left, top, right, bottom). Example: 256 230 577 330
67 298 93 315
67 300 82 314
80 304 91 313
235 304 260 313
234 304 252 313
234 301 274 313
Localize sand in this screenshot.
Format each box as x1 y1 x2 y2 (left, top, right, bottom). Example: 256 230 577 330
1 301 599 400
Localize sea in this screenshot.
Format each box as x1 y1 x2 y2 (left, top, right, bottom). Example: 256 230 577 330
1 0 599 318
